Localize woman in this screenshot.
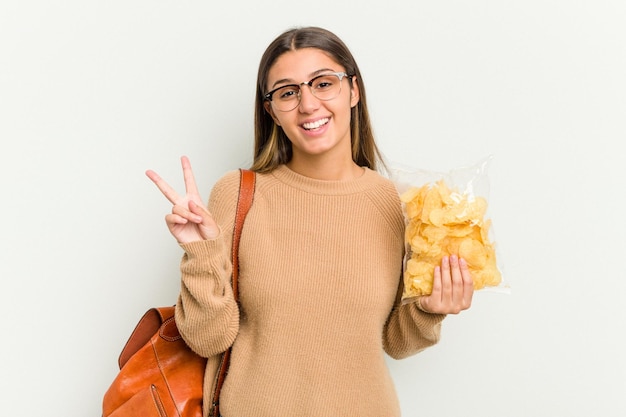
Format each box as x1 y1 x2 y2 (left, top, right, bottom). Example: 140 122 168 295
146 26 473 417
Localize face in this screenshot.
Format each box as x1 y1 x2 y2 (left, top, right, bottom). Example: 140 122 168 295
264 48 360 165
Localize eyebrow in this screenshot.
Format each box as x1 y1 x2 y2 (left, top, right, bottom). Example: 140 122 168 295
270 68 337 89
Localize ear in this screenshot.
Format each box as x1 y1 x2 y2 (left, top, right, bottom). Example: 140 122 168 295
349 76 360 108
264 101 281 126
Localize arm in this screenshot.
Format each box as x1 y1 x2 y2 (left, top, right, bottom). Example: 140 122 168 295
146 157 240 357
175 237 239 357
383 282 446 360
384 255 473 359
175 171 243 357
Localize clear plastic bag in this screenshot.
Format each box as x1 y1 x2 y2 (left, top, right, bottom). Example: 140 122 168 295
389 156 509 304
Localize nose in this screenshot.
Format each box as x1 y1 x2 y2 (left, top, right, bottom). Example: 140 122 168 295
298 84 320 113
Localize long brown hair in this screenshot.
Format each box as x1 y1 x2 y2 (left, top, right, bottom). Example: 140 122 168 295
251 27 385 173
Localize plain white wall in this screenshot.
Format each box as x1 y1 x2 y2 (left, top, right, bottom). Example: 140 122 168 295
1 1 625 416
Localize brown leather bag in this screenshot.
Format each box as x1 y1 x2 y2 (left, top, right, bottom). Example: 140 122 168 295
102 169 256 417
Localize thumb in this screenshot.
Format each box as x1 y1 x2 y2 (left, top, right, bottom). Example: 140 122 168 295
188 200 220 240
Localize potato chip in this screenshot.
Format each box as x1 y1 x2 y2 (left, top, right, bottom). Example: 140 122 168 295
447 224 475 238
422 224 448 242
405 258 435 296
459 238 487 269
421 188 443 223
400 180 501 299
410 234 430 253
428 208 446 227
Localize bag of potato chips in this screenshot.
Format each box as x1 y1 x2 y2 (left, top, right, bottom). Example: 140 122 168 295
389 156 508 304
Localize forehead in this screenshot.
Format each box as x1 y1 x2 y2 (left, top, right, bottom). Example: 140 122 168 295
267 48 344 84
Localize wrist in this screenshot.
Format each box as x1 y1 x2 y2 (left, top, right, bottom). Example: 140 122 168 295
416 297 431 314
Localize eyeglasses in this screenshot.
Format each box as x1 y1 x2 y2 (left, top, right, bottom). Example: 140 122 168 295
264 72 353 112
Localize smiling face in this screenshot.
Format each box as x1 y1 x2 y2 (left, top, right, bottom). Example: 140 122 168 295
264 48 360 169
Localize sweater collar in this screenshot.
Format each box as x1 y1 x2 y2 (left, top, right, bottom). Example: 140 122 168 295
270 164 379 196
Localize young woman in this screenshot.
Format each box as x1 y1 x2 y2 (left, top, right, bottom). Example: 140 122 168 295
146 26 473 417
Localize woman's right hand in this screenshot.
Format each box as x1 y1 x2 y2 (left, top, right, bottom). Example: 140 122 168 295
146 156 220 243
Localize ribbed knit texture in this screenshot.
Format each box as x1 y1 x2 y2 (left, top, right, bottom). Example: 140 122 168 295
175 165 445 417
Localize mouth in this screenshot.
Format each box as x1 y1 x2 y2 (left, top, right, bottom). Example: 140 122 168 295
302 117 330 131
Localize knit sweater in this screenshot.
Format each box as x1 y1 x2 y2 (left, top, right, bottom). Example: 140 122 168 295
175 164 445 417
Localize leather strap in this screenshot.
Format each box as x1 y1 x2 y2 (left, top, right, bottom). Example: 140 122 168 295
231 169 255 299
211 168 255 415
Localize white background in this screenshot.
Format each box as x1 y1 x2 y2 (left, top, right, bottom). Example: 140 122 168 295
1 1 625 416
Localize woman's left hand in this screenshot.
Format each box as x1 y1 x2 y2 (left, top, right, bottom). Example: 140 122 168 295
418 255 474 315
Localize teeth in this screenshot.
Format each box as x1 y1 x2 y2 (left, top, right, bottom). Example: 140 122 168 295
303 118 329 130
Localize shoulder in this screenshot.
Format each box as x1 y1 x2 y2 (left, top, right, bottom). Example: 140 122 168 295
359 169 405 234
209 170 241 200
363 169 402 206
207 170 243 225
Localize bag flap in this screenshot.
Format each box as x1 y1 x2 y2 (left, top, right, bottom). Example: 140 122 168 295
118 306 175 369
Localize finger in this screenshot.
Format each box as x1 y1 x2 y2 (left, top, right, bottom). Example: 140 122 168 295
449 254 464 301
459 257 475 306
188 199 210 218
431 264 442 299
421 264 443 313
172 203 203 224
189 201 221 240
181 156 201 197
440 255 453 304
188 200 212 224
165 213 189 226
146 169 181 205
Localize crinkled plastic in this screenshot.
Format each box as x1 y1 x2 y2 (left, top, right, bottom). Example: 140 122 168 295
389 156 509 304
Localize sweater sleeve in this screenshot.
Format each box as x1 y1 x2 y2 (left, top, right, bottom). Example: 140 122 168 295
174 171 241 358
382 281 447 359
378 178 447 360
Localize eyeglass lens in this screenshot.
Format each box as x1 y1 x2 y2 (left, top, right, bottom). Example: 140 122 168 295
270 73 346 112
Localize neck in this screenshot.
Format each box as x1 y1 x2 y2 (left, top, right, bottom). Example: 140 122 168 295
287 155 363 181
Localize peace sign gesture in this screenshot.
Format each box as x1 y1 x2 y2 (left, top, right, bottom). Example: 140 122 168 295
145 156 220 244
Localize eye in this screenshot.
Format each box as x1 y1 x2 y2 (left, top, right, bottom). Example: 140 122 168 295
276 85 299 100
312 75 336 91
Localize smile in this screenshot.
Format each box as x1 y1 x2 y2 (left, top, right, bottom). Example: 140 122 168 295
302 118 329 131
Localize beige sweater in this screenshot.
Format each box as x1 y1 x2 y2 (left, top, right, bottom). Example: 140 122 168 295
175 165 445 417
